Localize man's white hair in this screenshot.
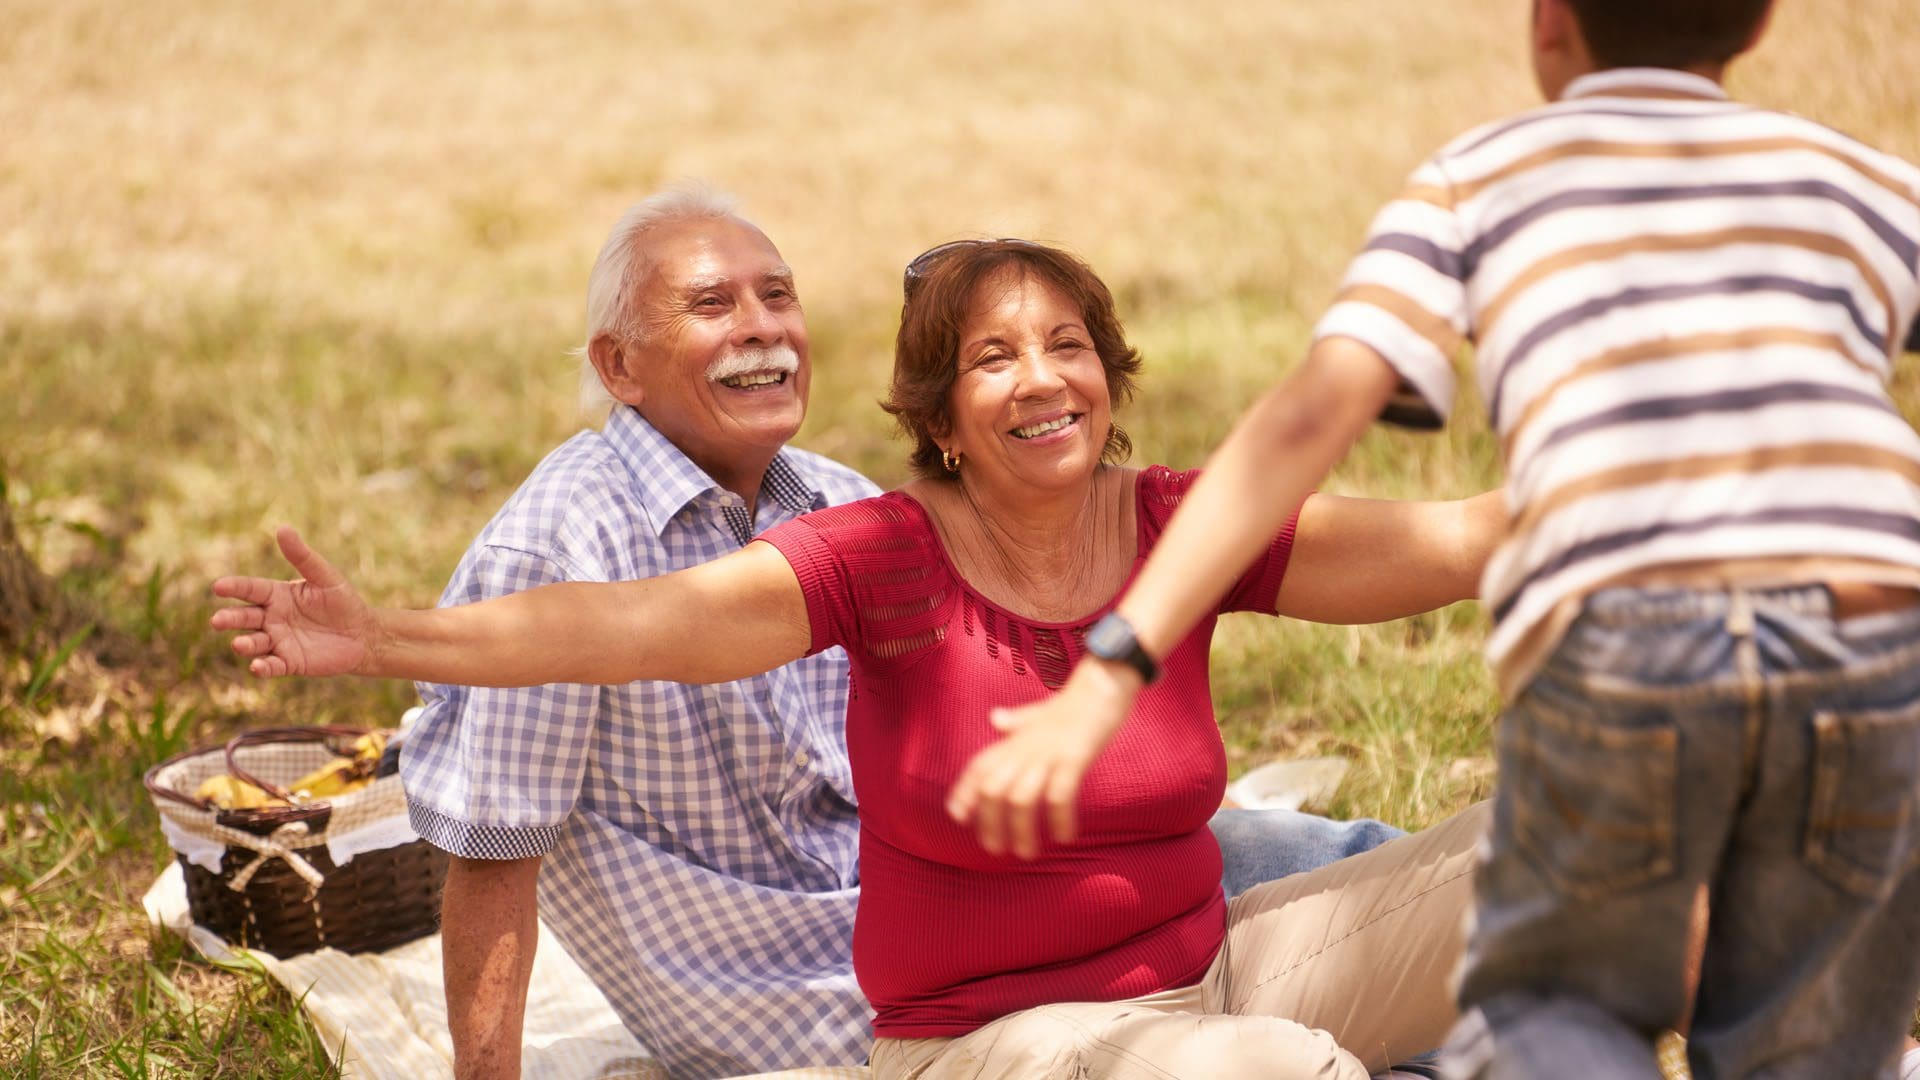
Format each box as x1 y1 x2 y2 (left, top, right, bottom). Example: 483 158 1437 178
575 183 744 417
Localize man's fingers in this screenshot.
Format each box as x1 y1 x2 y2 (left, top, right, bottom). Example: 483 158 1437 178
989 705 1026 733
275 526 347 590
249 655 288 679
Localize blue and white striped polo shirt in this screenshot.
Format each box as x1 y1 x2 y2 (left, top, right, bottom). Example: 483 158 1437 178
401 405 880 1078
1316 67 1920 681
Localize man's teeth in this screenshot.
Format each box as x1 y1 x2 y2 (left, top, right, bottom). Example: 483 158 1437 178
718 371 786 388
1012 415 1076 439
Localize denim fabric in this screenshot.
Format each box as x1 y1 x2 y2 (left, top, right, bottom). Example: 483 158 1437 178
1448 584 1920 1080
1211 808 1405 900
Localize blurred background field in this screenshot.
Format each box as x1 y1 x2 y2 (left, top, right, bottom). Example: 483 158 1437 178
4 0 1919 1073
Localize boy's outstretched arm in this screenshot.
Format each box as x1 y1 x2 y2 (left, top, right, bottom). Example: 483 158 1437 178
209 526 814 688
947 336 1402 859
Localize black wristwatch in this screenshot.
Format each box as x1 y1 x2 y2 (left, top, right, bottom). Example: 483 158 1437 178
1084 612 1161 685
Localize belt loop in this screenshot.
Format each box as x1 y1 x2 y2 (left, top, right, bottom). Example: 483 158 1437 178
1726 588 1754 638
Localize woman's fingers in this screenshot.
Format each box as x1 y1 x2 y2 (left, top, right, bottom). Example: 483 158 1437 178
230 631 274 657
209 604 267 632
275 526 348 589
211 575 277 605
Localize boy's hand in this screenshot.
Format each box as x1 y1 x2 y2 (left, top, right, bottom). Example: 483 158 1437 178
210 526 378 678
946 660 1143 859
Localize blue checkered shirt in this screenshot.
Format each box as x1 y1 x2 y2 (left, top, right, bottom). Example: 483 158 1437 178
401 407 880 1079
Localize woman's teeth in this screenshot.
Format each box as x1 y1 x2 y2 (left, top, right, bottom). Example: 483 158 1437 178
1012 415 1076 439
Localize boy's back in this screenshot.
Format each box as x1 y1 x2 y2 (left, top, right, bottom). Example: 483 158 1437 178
1319 66 1920 691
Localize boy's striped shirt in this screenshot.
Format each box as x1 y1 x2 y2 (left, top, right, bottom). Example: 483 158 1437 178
1315 67 1920 684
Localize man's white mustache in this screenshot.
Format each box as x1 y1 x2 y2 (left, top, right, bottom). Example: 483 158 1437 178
706 346 800 383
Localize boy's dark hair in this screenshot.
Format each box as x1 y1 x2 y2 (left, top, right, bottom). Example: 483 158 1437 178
1563 0 1772 70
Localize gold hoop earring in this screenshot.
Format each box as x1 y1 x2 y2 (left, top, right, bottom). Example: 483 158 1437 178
941 448 961 474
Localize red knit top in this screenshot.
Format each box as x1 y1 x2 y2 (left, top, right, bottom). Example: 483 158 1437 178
757 466 1298 1038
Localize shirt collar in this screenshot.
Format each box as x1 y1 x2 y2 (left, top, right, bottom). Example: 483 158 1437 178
601 406 823 539
1562 67 1729 103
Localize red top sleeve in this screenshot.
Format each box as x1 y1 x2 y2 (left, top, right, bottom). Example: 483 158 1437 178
1135 466 1300 617
756 495 949 661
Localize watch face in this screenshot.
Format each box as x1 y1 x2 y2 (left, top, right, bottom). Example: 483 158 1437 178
1086 615 1132 659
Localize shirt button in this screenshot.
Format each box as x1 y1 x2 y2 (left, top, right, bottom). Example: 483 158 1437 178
793 751 811 769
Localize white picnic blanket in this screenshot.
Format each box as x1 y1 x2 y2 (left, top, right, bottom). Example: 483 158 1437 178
143 863 868 1080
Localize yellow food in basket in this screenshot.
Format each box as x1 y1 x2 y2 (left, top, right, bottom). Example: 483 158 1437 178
195 774 285 810
195 733 389 808
287 732 386 799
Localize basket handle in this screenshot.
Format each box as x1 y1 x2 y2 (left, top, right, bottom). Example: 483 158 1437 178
144 757 217 808
224 725 372 804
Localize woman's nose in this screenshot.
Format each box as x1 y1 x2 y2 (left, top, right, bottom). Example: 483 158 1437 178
1015 351 1067 394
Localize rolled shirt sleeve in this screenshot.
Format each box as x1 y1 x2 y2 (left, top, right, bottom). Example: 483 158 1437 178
401 544 600 860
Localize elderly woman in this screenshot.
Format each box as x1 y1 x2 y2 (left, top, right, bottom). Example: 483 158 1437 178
213 240 1497 1079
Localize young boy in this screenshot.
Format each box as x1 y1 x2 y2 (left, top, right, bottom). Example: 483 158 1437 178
960 0 1920 1075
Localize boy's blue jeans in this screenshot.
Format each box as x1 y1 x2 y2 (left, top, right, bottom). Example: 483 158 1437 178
1449 583 1920 1080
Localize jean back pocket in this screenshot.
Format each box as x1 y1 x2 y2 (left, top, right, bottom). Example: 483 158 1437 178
1506 685 1680 900
1805 703 1920 901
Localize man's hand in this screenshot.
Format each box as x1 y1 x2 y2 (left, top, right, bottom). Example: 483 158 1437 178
945 660 1143 859
210 526 378 678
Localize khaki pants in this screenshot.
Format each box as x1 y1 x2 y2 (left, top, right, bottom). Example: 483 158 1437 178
870 803 1487 1080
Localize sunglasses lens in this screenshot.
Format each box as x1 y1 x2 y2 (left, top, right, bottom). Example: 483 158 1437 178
904 241 975 286
901 239 1039 299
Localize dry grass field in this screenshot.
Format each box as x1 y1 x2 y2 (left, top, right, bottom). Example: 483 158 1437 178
5 0 1920 1073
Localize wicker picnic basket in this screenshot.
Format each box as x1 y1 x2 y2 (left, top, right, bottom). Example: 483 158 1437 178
144 725 448 959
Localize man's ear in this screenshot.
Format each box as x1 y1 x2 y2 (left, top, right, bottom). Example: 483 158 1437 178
588 332 646 407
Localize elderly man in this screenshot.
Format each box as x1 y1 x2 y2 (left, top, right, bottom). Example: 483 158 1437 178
400 186 1400 1079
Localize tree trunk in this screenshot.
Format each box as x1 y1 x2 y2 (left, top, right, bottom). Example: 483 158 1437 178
0 486 81 655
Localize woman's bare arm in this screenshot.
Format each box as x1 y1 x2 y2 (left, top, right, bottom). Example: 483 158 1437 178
210 526 813 687
1275 489 1505 623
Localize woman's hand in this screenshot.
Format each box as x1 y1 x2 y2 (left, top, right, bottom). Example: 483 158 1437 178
946 660 1142 859
210 526 379 678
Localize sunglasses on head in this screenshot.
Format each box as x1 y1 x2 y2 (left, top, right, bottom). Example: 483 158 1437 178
901 238 1047 298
